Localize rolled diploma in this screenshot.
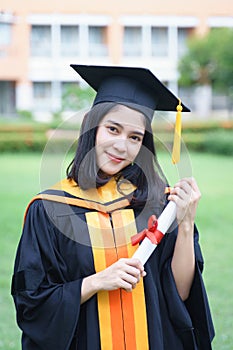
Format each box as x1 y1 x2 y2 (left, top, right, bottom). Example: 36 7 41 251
132 201 177 265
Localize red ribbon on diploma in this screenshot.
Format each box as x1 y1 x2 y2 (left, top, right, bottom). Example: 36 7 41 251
131 215 164 246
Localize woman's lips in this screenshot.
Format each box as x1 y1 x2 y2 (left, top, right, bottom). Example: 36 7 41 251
106 152 125 163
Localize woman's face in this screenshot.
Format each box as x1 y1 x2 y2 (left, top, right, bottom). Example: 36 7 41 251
95 105 146 176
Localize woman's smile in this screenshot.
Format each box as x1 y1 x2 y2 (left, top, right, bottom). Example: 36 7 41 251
106 152 125 163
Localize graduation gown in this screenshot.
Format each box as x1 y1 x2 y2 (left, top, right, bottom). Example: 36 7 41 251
11 177 214 350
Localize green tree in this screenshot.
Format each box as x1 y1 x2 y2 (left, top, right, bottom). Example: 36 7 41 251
62 84 96 111
178 28 233 94
211 28 233 93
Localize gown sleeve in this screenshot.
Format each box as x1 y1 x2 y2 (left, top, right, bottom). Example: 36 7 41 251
11 200 83 350
161 225 215 350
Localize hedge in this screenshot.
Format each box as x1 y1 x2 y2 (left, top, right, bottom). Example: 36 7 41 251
154 130 233 155
0 121 232 155
0 133 79 153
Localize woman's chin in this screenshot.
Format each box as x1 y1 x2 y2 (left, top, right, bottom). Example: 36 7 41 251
98 164 125 177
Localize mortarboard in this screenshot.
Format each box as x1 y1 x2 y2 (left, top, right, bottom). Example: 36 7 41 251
70 64 190 163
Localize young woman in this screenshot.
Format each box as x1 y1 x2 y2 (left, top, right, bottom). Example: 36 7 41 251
11 65 214 349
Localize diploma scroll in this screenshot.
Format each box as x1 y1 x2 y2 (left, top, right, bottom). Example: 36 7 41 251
132 201 177 265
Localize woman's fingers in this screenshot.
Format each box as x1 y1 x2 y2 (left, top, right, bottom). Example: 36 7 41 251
169 178 201 202
97 258 146 292
168 177 201 224
118 258 145 283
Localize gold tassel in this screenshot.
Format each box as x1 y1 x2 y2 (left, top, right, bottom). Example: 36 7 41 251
172 99 183 164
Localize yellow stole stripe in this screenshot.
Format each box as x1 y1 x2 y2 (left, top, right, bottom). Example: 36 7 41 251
112 210 149 350
86 209 149 350
86 211 125 350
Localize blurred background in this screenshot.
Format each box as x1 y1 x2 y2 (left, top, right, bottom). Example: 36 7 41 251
0 0 233 121
0 0 233 153
0 1 232 349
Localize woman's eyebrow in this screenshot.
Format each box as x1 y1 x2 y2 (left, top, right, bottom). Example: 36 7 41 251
104 119 145 136
104 119 122 128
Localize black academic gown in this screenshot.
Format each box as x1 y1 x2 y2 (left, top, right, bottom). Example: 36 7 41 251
11 179 214 350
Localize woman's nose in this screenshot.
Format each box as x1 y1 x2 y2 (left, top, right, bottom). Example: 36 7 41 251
112 137 127 152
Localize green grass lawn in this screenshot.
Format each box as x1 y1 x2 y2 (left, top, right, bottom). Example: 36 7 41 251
0 151 232 349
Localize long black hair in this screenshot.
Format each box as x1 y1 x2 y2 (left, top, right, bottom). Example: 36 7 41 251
67 102 167 211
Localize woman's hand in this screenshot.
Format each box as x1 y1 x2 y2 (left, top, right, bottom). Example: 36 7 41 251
81 258 146 304
168 177 201 228
95 258 146 292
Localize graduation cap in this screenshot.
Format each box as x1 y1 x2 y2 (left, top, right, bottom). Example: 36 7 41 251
70 64 190 164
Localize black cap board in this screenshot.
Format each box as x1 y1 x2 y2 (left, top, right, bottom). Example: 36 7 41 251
70 64 190 121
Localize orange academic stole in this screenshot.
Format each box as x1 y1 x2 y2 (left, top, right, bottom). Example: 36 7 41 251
86 209 149 350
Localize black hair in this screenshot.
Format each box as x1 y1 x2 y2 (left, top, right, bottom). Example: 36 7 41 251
67 102 167 211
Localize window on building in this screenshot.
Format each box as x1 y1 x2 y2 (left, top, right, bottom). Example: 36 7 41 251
60 25 79 56
151 27 168 57
123 26 142 56
0 81 16 114
88 26 108 56
177 28 192 58
30 25 51 57
0 22 11 46
33 82 52 110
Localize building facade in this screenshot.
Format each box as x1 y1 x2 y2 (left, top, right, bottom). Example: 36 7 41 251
0 0 232 118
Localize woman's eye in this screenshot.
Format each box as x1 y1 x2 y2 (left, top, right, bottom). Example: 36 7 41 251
130 135 142 142
107 126 118 133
